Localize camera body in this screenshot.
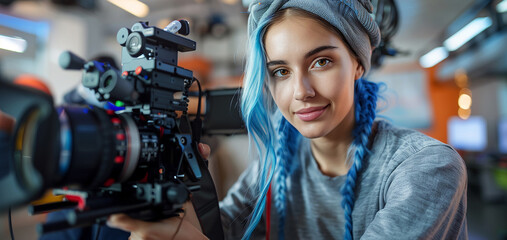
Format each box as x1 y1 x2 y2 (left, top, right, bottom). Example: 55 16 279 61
0 21 225 239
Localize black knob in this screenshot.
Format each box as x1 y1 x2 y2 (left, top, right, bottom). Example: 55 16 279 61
166 184 188 204
59 51 86 70
117 27 131 46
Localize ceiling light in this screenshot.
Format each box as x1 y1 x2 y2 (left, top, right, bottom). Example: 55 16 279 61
0 35 27 53
497 0 507 13
419 47 449 68
107 0 149 18
443 17 492 51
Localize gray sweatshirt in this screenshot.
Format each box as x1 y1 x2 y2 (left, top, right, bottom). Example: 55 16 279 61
219 120 468 239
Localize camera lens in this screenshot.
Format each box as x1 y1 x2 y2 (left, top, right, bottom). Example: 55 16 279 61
126 32 145 57
53 106 143 189
13 108 44 192
11 105 145 191
7 102 151 193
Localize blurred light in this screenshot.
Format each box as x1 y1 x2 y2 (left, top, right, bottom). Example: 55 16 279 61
0 14 49 39
454 69 469 88
0 35 27 53
497 0 507 13
458 108 471 120
419 47 449 68
443 17 492 51
458 93 472 110
221 0 238 4
107 0 149 18
157 19 172 30
459 87 472 96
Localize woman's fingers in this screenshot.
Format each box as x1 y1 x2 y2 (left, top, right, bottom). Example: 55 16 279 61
108 214 180 239
198 143 211 159
107 213 209 240
107 213 147 232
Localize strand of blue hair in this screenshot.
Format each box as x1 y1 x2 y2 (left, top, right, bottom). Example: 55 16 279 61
341 78 379 239
241 14 304 239
240 19 278 240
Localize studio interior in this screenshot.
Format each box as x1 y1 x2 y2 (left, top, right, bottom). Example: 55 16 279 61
0 0 506 239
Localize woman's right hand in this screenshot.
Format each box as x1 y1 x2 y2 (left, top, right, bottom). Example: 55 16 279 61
107 143 212 240
107 202 208 240
197 142 211 160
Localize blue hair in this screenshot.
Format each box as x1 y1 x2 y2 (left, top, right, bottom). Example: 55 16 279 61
341 78 379 239
273 116 301 240
240 19 278 240
241 17 379 240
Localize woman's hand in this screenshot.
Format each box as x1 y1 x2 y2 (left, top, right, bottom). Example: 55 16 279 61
107 201 208 240
197 142 211 161
107 143 212 240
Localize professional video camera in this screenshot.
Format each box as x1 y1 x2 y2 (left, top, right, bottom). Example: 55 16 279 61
0 20 243 239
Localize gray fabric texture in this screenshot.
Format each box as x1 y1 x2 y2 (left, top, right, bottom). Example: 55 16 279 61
219 120 468 239
247 0 381 74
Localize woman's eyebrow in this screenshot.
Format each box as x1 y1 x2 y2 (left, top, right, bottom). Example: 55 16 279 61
266 45 337 67
266 60 286 67
305 45 338 59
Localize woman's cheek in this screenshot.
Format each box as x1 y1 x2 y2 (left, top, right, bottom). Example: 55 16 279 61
274 81 292 104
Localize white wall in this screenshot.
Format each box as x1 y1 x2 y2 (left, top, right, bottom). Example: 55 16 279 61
470 76 506 153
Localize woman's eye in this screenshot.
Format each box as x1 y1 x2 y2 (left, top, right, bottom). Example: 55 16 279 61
313 59 330 68
273 69 289 77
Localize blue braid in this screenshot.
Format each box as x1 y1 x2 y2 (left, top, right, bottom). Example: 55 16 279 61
341 78 379 240
274 116 301 240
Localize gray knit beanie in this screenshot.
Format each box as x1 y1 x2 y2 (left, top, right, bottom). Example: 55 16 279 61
247 0 381 74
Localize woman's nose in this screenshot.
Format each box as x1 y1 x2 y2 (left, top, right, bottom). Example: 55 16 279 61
293 74 315 101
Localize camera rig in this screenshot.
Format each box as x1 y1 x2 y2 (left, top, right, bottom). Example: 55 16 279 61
17 21 226 239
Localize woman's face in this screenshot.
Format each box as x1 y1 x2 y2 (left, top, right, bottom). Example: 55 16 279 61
264 14 364 139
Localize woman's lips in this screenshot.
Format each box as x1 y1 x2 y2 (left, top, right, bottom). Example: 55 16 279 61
295 105 328 121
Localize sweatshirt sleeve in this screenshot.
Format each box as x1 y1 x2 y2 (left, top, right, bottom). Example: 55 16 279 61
361 145 468 239
219 160 266 240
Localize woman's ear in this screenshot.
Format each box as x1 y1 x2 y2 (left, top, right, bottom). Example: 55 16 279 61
354 63 365 80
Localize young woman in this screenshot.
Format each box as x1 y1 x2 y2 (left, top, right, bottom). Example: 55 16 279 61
108 0 468 239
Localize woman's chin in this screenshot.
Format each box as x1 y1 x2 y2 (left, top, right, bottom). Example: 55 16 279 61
296 128 327 139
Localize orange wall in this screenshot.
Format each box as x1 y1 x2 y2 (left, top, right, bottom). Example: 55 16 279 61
420 67 460 144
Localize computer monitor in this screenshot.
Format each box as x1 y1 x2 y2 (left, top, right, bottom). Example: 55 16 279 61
447 116 487 152
499 118 507 154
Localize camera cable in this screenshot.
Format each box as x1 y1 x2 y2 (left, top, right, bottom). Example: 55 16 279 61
8 207 15 240
93 224 102 240
191 77 203 143
171 208 186 240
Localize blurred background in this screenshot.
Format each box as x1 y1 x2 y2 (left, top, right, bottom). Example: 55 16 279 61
0 0 506 239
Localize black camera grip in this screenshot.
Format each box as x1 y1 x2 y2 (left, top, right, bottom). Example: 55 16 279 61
190 155 224 240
